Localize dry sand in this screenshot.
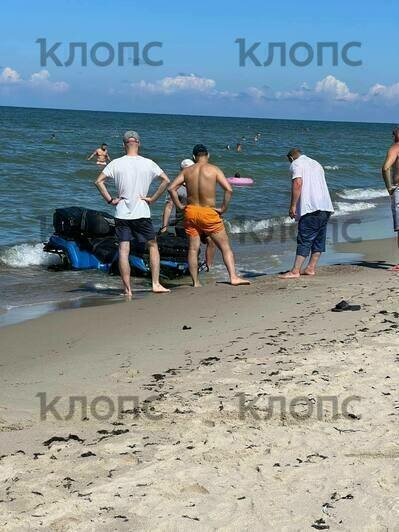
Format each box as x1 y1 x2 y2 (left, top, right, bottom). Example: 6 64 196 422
0 238 398 531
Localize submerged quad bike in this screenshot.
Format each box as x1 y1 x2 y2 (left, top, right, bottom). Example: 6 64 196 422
43 207 192 279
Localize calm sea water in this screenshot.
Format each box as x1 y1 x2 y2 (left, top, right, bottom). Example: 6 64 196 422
0 106 395 322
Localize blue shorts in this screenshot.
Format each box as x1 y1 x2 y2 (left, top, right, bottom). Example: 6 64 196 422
115 218 156 243
297 210 331 257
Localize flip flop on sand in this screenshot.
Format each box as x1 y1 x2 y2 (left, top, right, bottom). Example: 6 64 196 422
278 271 301 279
331 300 361 312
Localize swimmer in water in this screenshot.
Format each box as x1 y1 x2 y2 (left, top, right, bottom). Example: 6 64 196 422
236 143 242 152
87 143 111 166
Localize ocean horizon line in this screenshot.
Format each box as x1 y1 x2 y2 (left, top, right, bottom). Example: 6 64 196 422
0 103 395 127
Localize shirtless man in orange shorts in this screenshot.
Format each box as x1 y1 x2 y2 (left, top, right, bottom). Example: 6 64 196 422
168 144 250 287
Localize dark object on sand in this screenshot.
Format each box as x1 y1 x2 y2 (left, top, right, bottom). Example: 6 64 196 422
331 300 361 312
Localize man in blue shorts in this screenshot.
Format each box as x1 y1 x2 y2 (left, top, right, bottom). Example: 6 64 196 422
95 130 170 296
279 148 334 279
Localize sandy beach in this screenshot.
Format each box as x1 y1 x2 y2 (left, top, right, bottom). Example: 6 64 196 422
0 237 398 531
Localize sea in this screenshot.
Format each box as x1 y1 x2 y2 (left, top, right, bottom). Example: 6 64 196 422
0 105 395 326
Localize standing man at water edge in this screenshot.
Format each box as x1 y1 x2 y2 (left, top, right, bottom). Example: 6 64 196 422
161 158 216 271
168 144 250 287
279 148 334 279
382 127 399 272
95 131 170 296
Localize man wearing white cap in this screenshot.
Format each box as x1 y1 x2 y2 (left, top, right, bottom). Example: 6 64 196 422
95 130 170 296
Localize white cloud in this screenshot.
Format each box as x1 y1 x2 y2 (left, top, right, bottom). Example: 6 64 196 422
314 75 358 101
0 67 68 93
132 74 216 95
29 69 69 92
122 72 399 110
366 82 399 102
0 67 21 84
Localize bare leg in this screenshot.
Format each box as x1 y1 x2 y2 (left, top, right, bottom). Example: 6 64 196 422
119 241 132 297
210 230 250 285
188 236 202 287
279 254 306 279
389 234 399 271
205 237 216 270
303 252 321 275
147 240 170 293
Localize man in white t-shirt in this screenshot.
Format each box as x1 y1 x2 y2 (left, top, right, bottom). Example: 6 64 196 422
95 130 170 296
279 148 334 279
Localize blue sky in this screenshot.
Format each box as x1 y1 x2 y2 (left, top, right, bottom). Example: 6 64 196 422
0 0 398 122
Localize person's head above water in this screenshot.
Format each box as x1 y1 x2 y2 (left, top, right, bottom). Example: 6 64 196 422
234 172 241 178
192 144 209 162
287 147 302 163
181 158 194 169
123 130 141 154
101 143 108 149
392 127 399 143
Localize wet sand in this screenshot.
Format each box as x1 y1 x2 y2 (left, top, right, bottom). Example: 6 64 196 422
0 237 398 530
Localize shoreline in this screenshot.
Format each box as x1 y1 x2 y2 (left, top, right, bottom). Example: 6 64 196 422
0 223 392 329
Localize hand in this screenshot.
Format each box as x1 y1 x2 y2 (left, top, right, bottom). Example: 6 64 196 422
289 206 297 219
110 197 121 206
160 226 168 233
214 207 225 215
141 196 154 205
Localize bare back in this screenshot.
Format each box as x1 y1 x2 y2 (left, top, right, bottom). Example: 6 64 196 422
183 162 221 207
383 143 399 186
394 145 399 184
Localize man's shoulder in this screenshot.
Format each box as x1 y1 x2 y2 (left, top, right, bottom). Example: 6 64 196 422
204 162 221 174
137 155 157 165
109 155 127 165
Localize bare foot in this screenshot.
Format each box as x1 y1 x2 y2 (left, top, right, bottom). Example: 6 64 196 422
122 291 132 299
302 269 316 276
279 271 300 279
152 283 170 294
388 264 399 272
230 277 251 286
193 281 202 288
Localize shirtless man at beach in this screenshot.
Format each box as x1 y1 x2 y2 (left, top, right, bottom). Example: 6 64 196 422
87 143 111 166
168 144 250 287
382 126 399 271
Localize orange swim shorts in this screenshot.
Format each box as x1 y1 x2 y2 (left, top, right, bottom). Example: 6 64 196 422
184 205 225 238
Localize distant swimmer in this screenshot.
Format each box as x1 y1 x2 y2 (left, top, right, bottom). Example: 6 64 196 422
236 143 242 152
168 144 250 287
279 148 334 279
162 158 216 270
225 145 231 151
87 143 111 166
382 126 399 271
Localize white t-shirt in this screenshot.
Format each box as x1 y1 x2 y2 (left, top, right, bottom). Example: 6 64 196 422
103 155 163 220
290 155 334 219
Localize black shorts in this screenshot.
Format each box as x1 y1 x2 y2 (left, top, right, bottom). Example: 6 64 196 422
115 218 156 243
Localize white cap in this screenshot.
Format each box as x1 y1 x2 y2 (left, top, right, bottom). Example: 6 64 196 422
180 158 194 169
